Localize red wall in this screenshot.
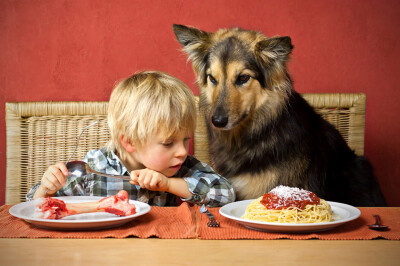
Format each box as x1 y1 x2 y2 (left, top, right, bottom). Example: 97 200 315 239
1 0 399 206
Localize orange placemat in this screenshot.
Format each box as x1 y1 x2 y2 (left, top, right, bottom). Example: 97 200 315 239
0 203 196 239
196 207 400 240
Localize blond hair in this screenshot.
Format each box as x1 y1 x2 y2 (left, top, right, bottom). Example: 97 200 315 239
107 71 196 160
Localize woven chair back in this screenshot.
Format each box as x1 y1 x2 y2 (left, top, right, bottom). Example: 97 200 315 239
5 94 366 204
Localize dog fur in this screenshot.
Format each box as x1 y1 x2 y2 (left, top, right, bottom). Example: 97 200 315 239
173 24 387 206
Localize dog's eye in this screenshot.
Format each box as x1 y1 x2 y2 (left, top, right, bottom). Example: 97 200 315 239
208 74 218 85
235 74 251 86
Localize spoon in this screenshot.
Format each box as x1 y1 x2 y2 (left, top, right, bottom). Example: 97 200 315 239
368 214 389 231
45 121 99 196
66 161 131 181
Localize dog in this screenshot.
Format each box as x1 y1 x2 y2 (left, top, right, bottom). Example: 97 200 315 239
172 24 387 206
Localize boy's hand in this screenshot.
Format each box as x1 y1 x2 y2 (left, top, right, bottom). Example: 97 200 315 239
129 169 170 192
40 162 68 195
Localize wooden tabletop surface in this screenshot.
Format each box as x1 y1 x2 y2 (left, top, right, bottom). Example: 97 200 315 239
0 238 399 265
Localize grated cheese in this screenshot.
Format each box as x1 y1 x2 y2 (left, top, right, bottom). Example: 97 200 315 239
270 185 313 201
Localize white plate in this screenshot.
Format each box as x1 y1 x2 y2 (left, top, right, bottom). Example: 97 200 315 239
9 196 151 230
219 200 360 233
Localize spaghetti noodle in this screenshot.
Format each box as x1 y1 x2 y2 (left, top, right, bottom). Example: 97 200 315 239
241 186 334 223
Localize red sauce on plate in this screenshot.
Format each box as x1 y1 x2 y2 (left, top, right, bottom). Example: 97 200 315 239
260 186 320 210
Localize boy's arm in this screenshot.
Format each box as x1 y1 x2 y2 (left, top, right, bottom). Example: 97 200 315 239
166 178 193 199
26 149 100 201
179 156 236 207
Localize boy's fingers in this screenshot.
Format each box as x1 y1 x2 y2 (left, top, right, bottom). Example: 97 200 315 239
130 169 162 190
129 171 140 185
143 173 153 188
137 170 148 186
129 169 164 190
149 176 160 189
133 171 142 185
55 169 67 186
49 167 66 186
55 162 69 176
42 179 57 191
138 175 146 188
130 171 138 180
48 175 62 190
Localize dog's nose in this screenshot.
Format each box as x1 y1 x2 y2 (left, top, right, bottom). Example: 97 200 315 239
211 115 228 128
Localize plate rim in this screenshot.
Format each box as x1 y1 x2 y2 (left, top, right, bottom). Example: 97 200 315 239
219 199 361 229
9 196 151 225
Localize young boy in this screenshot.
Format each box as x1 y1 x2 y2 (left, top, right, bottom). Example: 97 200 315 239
26 71 235 207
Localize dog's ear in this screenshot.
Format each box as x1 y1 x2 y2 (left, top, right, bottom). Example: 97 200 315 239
172 24 211 74
255 36 293 64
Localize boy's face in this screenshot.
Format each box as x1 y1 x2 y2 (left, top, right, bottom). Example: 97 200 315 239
134 130 191 177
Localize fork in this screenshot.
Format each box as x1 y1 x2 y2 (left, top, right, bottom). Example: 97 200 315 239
200 204 220 227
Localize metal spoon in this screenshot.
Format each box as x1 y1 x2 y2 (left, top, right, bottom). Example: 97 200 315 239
45 121 100 196
66 161 131 181
368 214 389 231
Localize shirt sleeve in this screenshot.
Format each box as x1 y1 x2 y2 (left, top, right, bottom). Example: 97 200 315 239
179 156 236 207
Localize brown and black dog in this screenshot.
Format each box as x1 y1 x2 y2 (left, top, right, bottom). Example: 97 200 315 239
173 24 387 206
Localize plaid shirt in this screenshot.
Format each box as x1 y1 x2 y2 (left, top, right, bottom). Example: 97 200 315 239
26 148 235 207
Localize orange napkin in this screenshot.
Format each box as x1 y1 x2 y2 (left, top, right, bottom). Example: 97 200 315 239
0 203 196 239
2 203 399 240
196 207 400 240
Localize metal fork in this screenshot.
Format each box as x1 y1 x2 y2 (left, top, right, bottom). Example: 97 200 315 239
200 204 220 227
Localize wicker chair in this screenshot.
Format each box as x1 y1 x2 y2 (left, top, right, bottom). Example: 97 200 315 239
5 94 367 204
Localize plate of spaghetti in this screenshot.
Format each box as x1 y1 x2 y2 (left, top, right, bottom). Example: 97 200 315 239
219 186 361 232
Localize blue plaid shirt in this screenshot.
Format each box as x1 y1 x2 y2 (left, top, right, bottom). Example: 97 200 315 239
26 148 235 207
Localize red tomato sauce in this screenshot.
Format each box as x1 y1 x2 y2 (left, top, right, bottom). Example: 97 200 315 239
260 186 320 210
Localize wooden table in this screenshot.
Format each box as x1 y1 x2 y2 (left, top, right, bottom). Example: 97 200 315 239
0 238 399 265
